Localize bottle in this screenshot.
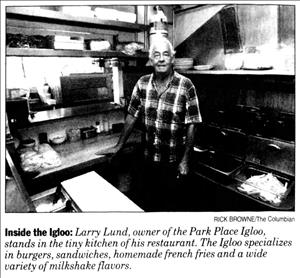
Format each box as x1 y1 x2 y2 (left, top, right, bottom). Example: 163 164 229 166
103 115 109 133
95 121 101 134
5 113 13 142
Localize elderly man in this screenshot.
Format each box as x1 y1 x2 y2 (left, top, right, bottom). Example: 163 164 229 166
104 37 202 211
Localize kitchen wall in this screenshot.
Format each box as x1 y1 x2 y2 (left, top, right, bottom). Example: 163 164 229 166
7 57 125 142
6 5 177 103
238 5 295 46
174 4 294 72
172 4 295 125
6 5 150 103
16 109 125 143
238 5 294 71
6 5 150 144
6 56 103 104
238 5 278 48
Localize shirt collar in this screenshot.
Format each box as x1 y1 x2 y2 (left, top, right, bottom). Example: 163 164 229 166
151 69 175 86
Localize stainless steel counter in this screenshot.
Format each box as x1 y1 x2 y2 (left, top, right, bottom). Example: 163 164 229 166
32 130 142 182
5 128 142 209
28 102 122 126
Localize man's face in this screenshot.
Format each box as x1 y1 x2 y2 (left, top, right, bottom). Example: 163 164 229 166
150 41 174 75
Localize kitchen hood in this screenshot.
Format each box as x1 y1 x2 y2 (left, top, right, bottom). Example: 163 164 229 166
174 4 226 47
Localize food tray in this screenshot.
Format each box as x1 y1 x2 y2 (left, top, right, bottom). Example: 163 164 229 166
31 187 68 212
194 148 243 177
31 187 80 213
233 165 294 207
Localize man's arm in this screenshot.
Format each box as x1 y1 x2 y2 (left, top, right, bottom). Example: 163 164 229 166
95 113 137 156
115 113 137 151
178 123 197 176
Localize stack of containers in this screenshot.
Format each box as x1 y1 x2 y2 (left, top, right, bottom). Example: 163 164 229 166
52 35 84 50
174 58 194 70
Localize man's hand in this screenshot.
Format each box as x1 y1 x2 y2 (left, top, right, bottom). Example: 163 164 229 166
177 159 189 177
95 144 124 167
177 123 197 178
95 144 123 157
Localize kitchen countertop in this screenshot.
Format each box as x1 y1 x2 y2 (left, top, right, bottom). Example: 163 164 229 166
5 130 142 212
8 124 294 211
32 130 142 181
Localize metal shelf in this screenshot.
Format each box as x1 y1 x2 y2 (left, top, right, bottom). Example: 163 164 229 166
6 7 148 32
178 69 295 76
6 47 149 59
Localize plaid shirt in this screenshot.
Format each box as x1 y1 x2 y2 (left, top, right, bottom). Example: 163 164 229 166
128 71 202 163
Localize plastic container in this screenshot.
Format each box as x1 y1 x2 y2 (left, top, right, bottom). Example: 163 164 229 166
224 52 244 70
103 115 110 133
95 121 101 134
21 138 35 148
88 40 111 51
67 128 81 142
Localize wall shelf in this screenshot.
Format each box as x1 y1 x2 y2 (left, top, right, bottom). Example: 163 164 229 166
25 102 123 126
6 7 148 32
6 7 149 59
6 47 149 59
178 69 294 76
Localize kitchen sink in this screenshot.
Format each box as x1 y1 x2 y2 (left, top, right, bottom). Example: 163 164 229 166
193 147 243 176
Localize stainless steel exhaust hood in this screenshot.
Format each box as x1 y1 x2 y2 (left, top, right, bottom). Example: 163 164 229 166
174 4 226 47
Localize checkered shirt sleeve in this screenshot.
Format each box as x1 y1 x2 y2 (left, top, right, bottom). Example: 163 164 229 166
127 81 142 118
185 82 202 124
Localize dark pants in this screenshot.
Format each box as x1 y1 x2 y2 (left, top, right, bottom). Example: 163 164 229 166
136 160 188 212
104 152 192 212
